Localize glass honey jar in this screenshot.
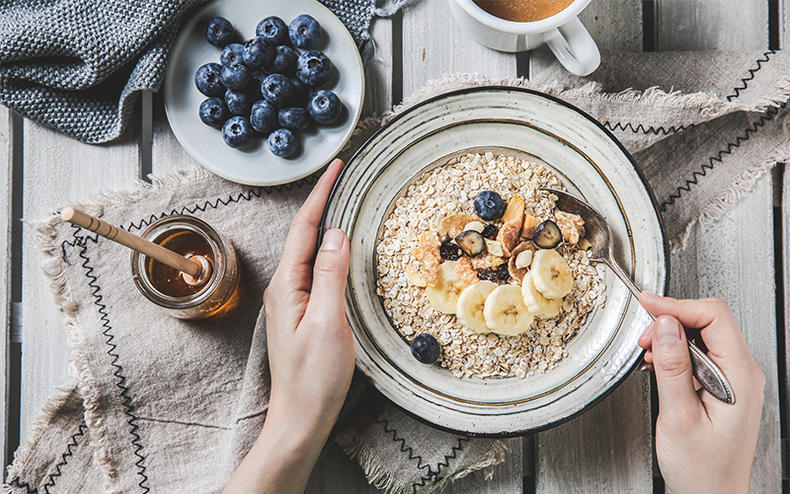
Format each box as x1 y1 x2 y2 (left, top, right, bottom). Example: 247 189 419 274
130 215 240 319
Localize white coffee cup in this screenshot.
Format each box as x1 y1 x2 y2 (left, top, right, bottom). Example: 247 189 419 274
449 0 601 76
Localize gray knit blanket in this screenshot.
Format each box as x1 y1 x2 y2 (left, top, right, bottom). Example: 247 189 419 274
0 0 409 144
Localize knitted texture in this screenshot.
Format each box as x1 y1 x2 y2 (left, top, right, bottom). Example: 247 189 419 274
0 0 390 144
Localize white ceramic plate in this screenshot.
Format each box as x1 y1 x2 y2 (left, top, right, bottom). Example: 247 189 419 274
164 0 365 185
322 87 669 436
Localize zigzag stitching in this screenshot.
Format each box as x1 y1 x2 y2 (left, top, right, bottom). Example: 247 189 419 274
59 187 264 261
660 101 784 211
405 433 469 493
376 416 430 473
53 180 316 491
8 476 37 493
429 435 469 485
71 227 150 493
726 50 775 101
6 421 89 494
603 121 690 136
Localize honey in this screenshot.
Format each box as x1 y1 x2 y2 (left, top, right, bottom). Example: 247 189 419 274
146 229 214 298
131 215 240 319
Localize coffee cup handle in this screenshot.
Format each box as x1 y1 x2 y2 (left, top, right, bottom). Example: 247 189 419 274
545 17 600 76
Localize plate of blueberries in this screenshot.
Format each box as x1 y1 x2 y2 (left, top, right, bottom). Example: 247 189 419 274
164 0 365 185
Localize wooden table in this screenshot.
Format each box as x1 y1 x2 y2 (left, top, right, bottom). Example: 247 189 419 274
1 1 786 492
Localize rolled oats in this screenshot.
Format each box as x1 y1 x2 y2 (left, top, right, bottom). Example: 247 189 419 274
376 152 606 378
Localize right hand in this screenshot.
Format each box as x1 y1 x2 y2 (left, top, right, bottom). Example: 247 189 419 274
637 293 765 494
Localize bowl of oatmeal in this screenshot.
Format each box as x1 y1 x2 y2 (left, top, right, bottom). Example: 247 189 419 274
322 87 668 435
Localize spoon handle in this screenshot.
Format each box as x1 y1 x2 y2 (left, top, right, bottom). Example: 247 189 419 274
601 258 735 404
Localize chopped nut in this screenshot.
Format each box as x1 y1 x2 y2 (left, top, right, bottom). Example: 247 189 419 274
376 152 605 379
502 194 525 230
464 221 485 233
439 214 476 238
515 250 533 269
555 211 585 245
507 242 535 284
484 239 504 257
522 214 542 238
472 253 505 270
497 225 521 256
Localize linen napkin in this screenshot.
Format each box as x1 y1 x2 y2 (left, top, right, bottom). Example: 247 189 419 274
5 49 790 494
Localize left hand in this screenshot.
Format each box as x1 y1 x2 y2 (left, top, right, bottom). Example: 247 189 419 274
224 159 354 494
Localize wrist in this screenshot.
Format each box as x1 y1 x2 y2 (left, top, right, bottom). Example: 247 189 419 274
256 400 334 457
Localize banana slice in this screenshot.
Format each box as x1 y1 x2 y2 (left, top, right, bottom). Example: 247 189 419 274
425 261 468 314
521 271 561 318
456 281 498 333
531 249 573 298
483 284 535 336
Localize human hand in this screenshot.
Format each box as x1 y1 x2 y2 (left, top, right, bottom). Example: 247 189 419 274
263 158 354 434
225 159 353 494
637 293 765 494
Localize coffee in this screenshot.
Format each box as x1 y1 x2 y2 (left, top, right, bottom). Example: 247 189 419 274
472 0 574 22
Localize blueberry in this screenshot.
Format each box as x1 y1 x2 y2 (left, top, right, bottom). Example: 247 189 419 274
473 191 505 221
410 333 441 364
242 37 274 69
257 16 290 45
290 77 309 106
278 107 310 131
220 43 244 66
289 14 321 49
267 128 298 158
249 99 278 135
296 50 332 87
261 73 294 106
271 45 298 75
198 97 230 128
307 89 342 125
222 116 253 148
205 17 240 47
220 62 251 91
224 89 252 115
194 63 225 97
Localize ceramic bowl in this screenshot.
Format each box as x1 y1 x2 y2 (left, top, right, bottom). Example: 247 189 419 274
164 0 364 185
322 87 668 435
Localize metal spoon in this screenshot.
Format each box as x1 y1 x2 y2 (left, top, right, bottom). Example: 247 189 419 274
543 188 735 404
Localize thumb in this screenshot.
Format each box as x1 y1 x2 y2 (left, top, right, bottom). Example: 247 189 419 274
652 315 701 421
304 228 350 323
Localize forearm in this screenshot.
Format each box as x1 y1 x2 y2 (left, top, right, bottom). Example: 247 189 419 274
223 408 332 494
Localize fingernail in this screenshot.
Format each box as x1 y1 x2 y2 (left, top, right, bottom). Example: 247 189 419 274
321 229 345 251
639 363 650 372
641 291 659 302
655 316 681 344
639 322 654 340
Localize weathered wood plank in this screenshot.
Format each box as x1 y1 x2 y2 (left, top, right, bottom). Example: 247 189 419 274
151 94 202 175
783 164 790 488
401 0 516 97
656 3 780 491
1 105 11 470
19 122 139 437
655 0 768 50
531 0 643 73
400 3 523 492
671 178 780 493
401 2 522 492
533 2 652 493
364 15 394 116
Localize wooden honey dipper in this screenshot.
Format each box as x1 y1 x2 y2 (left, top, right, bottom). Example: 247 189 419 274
60 207 210 285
